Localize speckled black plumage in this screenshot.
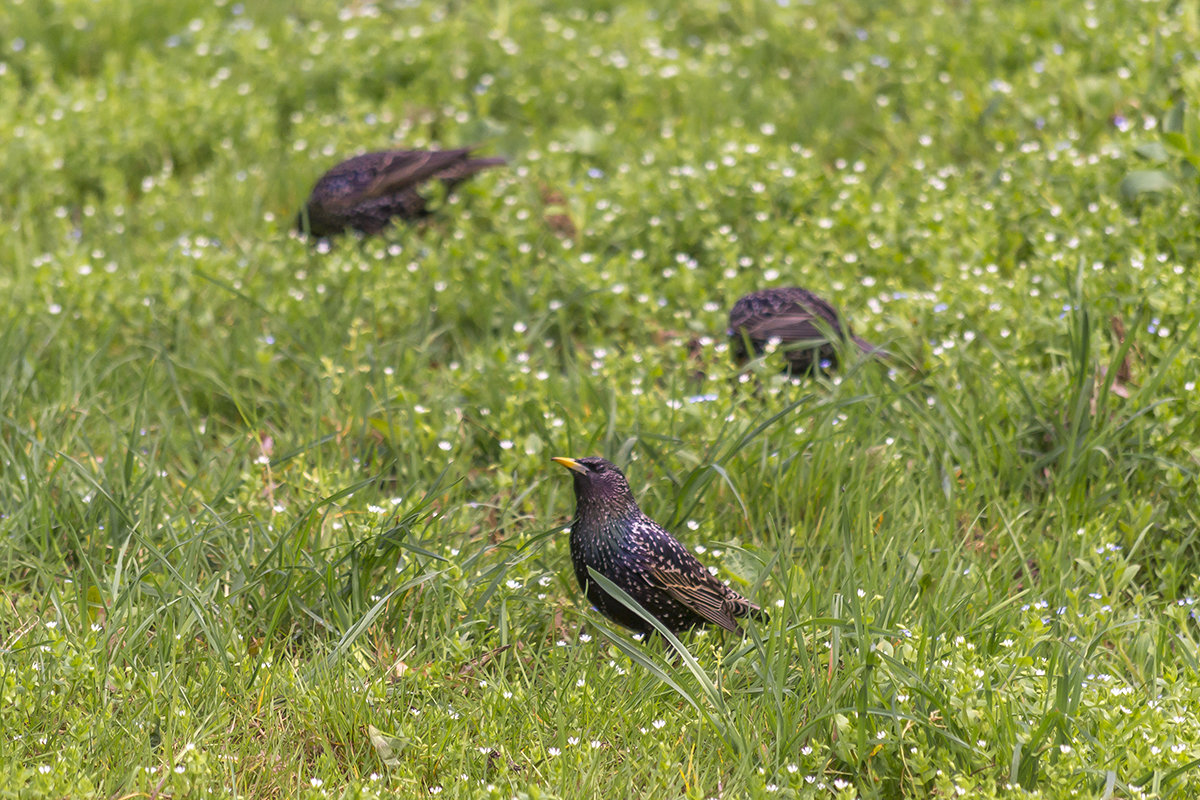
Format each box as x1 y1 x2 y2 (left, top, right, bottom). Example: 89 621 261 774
553 456 766 636
728 287 879 374
296 148 505 237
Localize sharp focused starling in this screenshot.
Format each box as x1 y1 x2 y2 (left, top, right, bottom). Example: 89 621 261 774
552 456 766 636
728 287 882 374
296 148 505 237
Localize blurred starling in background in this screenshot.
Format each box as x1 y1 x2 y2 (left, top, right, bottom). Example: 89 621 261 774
552 456 766 636
296 148 505 237
728 286 882 374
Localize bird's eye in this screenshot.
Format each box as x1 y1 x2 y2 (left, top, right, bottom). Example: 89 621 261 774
592 463 606 473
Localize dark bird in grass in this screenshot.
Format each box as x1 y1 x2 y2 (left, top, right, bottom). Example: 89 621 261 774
295 148 505 237
552 456 766 636
728 287 884 375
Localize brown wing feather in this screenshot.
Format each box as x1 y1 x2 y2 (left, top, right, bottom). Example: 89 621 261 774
744 311 840 345
361 149 474 202
643 567 746 634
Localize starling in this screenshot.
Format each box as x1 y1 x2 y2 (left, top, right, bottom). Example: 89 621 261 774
296 148 505 237
552 456 766 636
728 287 882 374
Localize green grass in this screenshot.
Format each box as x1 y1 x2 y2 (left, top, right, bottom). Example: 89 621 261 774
3 0 1200 796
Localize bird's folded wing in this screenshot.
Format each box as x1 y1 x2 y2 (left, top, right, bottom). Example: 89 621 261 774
744 312 836 345
644 567 742 633
362 149 471 201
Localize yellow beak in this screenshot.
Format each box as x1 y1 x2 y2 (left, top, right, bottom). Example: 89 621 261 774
552 456 587 474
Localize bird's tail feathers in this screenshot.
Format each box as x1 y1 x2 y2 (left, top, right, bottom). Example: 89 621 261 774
852 335 891 359
441 156 507 184
466 156 507 169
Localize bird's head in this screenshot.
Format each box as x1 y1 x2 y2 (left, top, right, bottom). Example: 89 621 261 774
552 456 638 513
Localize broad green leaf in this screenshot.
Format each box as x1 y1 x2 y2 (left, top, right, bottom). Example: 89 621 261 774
1133 142 1170 163
368 725 407 769
1165 101 1186 134
1119 169 1176 200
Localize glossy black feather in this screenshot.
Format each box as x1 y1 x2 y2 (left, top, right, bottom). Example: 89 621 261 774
554 456 766 636
728 287 879 374
296 148 505 237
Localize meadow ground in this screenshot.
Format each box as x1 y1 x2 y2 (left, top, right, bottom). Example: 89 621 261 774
3 0 1200 797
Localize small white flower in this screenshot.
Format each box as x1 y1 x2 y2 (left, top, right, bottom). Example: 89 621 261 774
547 747 560 757
652 719 665 729
310 777 323 787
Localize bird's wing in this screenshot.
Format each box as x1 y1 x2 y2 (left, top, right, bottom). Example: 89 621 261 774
743 310 838 345
642 566 744 633
360 149 474 201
